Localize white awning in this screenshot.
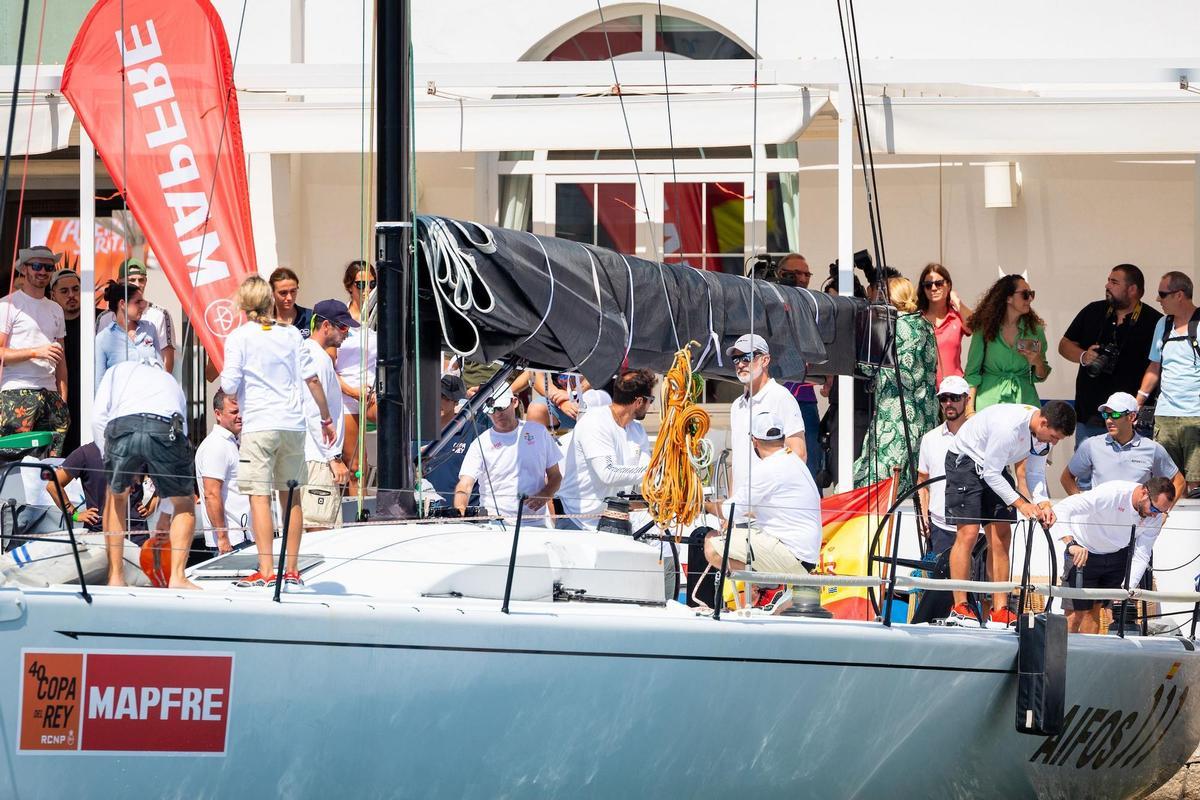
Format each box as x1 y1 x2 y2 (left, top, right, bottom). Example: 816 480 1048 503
834 94 1200 155
0 94 74 155
239 88 830 154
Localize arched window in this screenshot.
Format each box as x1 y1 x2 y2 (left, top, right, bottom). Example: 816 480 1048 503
540 12 753 62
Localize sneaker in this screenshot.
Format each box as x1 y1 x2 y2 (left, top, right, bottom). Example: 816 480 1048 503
283 571 305 588
946 602 980 627
989 607 1018 628
235 571 275 588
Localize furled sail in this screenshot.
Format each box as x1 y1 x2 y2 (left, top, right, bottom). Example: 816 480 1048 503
417 216 862 386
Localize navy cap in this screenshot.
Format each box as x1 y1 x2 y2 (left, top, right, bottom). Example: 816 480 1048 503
312 299 361 328
440 374 466 402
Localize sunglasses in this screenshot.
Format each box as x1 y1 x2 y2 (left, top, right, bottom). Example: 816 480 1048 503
24 262 55 273
355 280 377 290
937 393 967 403
1158 288 1181 299
1148 499 1165 516
731 352 761 365
1014 289 1036 300
922 279 947 289
783 270 812 279
1099 410 1130 421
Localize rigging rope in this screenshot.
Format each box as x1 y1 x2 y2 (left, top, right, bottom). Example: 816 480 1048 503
641 342 711 530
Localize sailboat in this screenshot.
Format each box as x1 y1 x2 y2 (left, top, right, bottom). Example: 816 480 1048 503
1 2 1198 797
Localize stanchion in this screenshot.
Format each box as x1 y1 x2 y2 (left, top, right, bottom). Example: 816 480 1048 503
712 504 735 621
273 480 298 603
501 496 526 614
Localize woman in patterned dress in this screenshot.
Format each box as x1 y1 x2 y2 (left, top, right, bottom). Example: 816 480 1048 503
854 276 940 493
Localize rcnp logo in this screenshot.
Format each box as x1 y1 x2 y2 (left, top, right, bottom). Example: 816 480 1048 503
203 298 242 339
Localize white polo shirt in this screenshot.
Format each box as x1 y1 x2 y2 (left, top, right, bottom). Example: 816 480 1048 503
1052 480 1164 588
917 423 956 530
194 425 252 548
948 403 1049 505
729 378 805 497
560 406 651 518
221 322 317 434
723 447 822 564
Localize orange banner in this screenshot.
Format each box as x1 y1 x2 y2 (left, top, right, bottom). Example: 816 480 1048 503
61 0 256 371
816 477 897 620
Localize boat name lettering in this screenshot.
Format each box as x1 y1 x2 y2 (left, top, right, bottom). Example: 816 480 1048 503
1029 683 1189 770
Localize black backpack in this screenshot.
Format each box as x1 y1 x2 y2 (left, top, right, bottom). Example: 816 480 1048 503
1160 308 1200 363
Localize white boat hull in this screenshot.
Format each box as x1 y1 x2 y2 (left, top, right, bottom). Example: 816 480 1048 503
1 577 1197 799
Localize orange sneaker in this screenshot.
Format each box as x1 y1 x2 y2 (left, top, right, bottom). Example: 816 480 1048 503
235 571 275 588
990 607 1018 627
946 602 980 627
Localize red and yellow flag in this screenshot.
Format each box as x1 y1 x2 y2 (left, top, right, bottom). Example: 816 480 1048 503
816 476 897 620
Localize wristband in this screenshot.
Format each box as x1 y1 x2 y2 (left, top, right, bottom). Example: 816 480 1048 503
1078 352 1087 366
71 509 81 522
1136 390 1149 399
321 417 334 426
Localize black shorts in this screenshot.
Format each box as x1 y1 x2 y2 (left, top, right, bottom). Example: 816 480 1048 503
1063 547 1130 611
928 524 958 555
104 414 195 500
943 452 1018 528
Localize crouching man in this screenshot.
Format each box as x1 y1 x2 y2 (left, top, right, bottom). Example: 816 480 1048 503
93 360 197 589
704 412 822 602
1053 477 1175 634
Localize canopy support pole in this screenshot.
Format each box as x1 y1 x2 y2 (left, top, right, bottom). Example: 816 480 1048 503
79 130 96 442
836 83 855 492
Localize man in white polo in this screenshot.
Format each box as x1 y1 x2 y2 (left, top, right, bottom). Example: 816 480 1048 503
301 300 354 530
727 334 806 500
559 368 654 524
917 375 971 554
454 382 562 526
195 389 251 555
705 411 822 580
1053 477 1175 633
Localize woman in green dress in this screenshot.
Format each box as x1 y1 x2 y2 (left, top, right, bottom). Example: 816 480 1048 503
854 277 940 492
963 274 1051 412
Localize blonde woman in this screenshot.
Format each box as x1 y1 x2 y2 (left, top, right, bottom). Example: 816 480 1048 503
221 276 336 588
853 276 940 491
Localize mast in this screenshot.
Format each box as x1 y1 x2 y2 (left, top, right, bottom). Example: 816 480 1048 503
375 0 437 517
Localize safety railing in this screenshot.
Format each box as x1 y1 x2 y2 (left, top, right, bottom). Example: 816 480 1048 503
0 460 91 604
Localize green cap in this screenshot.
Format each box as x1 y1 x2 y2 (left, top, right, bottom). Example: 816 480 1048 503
119 259 147 280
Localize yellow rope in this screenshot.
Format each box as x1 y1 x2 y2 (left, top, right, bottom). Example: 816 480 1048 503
642 343 711 530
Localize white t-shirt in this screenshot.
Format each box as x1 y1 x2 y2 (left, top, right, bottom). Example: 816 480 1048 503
560 407 651 518
0 289 65 391
194 425 252 548
459 420 562 525
98 302 175 353
724 448 822 564
335 326 377 415
729 378 805 496
221 322 317 434
1052 480 1164 588
302 339 345 463
917 423 956 530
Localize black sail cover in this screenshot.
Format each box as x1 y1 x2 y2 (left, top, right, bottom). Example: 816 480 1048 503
418 216 863 386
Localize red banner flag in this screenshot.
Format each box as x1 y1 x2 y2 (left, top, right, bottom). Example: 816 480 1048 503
61 0 255 371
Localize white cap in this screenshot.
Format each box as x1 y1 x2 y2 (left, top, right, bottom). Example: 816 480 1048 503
750 412 785 441
1099 391 1138 415
726 333 769 357
580 389 612 410
484 382 516 412
937 375 971 396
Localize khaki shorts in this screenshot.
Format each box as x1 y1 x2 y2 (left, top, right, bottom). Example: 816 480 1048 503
302 460 344 528
238 429 306 496
709 527 812 576
1154 415 1200 482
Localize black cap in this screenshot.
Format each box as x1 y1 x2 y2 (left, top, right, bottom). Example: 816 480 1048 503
440 374 466 402
312 299 361 328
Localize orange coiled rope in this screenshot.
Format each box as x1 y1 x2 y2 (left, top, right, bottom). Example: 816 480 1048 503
642 343 712 531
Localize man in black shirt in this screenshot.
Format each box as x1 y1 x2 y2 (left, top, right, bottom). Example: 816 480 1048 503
49 269 81 454
1058 264 1161 448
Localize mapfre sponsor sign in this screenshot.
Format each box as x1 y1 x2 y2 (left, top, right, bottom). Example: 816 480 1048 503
18 650 233 755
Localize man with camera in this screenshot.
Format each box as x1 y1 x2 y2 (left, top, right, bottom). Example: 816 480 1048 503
1058 264 1161 448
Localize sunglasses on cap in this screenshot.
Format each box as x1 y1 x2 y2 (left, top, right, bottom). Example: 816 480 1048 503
731 352 762 365
937 393 967 403
922 278 947 289
1099 410 1131 421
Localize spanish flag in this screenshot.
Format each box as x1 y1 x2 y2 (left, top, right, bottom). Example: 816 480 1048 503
817 476 898 620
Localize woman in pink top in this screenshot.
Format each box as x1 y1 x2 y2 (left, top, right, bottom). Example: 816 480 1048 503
918 263 973 385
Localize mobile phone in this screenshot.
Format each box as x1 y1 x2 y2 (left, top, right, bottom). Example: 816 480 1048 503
1016 338 1040 353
